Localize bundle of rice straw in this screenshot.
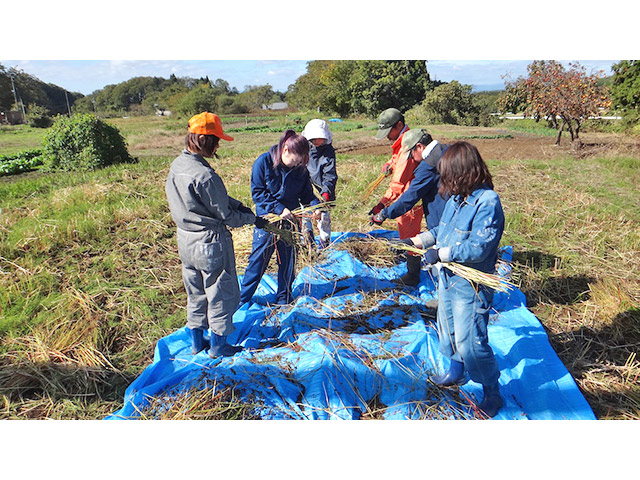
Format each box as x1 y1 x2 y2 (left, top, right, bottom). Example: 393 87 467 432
264 201 336 224
362 172 387 201
379 239 516 293
262 223 300 248
260 202 337 248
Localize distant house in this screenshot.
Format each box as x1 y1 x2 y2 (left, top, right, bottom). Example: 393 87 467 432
0 110 24 125
262 102 289 111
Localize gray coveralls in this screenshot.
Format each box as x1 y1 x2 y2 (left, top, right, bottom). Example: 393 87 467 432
165 149 255 336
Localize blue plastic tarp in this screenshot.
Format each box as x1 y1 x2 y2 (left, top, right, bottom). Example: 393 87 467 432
106 231 596 420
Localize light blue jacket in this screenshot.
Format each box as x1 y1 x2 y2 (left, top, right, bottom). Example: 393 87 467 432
418 186 504 274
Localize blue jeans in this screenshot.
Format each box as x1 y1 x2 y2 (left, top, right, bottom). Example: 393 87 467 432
239 226 296 305
436 270 500 386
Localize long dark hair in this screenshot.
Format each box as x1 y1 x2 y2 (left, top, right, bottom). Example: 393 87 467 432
438 141 493 198
185 132 219 158
273 129 310 168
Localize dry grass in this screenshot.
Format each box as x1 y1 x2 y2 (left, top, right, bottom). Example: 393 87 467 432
135 379 261 420
333 236 397 268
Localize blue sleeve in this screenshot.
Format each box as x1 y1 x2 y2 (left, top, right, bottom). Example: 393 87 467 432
445 193 505 264
251 153 286 215
384 161 439 219
299 168 321 207
320 146 338 198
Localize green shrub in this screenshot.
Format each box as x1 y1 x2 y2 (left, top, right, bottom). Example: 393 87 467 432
26 104 54 128
42 114 136 171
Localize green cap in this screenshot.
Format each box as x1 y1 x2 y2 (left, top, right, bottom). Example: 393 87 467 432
398 129 432 161
375 108 402 140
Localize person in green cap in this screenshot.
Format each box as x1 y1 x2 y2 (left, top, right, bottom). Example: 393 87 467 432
369 108 424 286
370 128 449 241
373 107 409 177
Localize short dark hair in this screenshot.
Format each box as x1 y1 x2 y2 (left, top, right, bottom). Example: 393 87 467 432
438 141 493 198
273 129 310 168
418 131 433 146
185 132 219 158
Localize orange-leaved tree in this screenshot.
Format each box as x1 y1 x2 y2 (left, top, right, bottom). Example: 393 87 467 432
499 61 611 146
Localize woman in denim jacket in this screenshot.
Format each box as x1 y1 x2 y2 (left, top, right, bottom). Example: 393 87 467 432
404 141 505 417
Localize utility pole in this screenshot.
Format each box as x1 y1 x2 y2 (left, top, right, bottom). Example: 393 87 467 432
9 70 26 122
65 90 71 115
9 72 19 110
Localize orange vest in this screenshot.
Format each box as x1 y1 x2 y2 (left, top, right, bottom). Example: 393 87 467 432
381 126 424 239
381 127 418 205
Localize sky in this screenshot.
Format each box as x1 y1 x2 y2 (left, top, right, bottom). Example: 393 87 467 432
3 1 635 97
1 59 620 96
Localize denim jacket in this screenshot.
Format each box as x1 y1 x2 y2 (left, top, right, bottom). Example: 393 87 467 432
418 186 504 273
251 145 319 217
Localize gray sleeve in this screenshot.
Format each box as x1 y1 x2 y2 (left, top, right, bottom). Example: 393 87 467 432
199 175 255 228
417 230 436 248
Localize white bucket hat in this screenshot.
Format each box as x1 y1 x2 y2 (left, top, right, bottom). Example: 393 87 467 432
302 119 332 144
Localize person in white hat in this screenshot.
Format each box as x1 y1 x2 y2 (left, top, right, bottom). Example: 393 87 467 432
301 119 338 249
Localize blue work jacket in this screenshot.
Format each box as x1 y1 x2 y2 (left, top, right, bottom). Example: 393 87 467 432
251 145 319 217
422 186 504 274
384 142 449 231
307 143 338 201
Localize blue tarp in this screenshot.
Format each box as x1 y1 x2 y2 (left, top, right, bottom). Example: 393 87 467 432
107 231 596 420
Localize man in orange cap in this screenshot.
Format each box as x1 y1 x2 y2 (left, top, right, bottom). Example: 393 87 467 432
165 112 268 358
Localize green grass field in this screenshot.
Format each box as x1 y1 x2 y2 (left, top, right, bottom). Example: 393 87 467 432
1 114 638 419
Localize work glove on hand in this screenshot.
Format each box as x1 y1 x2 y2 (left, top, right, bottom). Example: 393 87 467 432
321 192 330 203
389 237 414 254
368 202 385 216
392 237 414 246
424 248 440 265
381 162 392 177
370 210 386 226
254 216 269 229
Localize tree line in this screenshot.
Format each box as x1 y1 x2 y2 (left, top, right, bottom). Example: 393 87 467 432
0 64 83 118
73 74 286 117
3 60 640 139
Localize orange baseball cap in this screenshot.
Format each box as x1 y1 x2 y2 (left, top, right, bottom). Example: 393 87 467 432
187 112 234 141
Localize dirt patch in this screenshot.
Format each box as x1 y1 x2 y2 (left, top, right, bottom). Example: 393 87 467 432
334 138 390 156
334 132 640 161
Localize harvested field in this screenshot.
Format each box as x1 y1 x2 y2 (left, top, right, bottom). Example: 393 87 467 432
1 116 639 420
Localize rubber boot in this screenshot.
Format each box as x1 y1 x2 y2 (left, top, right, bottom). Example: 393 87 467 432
393 254 421 287
431 359 466 386
478 382 503 418
187 327 208 355
208 331 243 358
